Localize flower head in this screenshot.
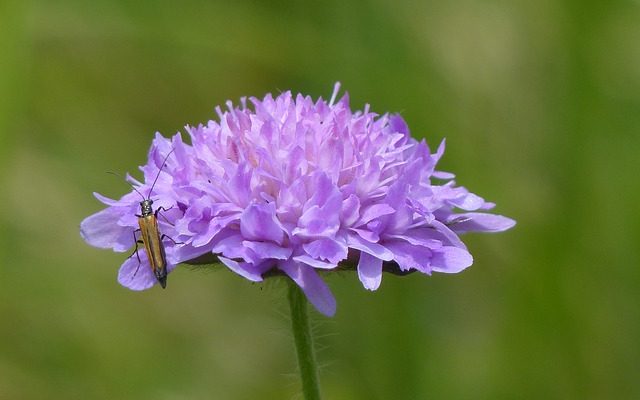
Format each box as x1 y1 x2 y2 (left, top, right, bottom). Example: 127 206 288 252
80 83 515 316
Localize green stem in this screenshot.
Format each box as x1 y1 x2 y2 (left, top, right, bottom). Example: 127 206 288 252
288 280 322 400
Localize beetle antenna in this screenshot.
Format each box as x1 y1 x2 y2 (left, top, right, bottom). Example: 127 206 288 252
147 148 175 199
106 171 146 201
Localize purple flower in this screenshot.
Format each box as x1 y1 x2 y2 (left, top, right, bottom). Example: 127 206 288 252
80 83 515 316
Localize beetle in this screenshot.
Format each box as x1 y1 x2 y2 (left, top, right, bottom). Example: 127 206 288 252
127 149 179 288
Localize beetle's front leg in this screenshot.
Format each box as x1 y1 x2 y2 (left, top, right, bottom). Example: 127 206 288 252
160 234 183 245
155 206 179 227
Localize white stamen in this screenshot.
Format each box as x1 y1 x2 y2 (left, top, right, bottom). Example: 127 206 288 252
329 81 341 106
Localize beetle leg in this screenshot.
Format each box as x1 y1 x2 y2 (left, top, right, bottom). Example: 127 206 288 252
155 206 175 225
128 229 143 279
155 205 173 215
127 229 142 260
161 234 184 245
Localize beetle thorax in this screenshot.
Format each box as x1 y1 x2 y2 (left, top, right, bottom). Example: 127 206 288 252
140 199 154 216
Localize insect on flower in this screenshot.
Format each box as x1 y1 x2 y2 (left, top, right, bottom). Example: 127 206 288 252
126 149 179 289
81 83 516 316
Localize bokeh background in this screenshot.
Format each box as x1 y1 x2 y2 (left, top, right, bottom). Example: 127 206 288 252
1 0 639 399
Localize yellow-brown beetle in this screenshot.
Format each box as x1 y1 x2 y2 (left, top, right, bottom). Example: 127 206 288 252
128 150 178 288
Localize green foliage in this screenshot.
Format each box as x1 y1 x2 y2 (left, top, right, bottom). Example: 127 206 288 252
1 0 639 398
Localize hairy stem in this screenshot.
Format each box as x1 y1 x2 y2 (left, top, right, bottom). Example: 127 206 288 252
288 280 322 400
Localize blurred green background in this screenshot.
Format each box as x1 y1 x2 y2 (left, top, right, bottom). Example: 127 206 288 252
1 0 639 399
